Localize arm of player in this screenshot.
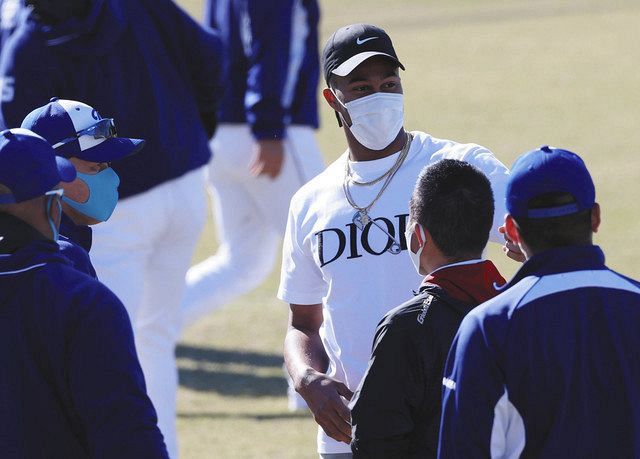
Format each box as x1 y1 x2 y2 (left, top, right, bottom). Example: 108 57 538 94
67 285 169 458
242 0 294 141
350 321 424 458
159 0 226 138
285 303 354 444
438 312 524 458
242 0 299 178
462 147 511 245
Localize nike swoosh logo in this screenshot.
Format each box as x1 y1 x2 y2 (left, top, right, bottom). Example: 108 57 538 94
356 36 378 45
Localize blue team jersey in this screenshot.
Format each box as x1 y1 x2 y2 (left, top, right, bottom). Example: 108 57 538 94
0 0 225 199
206 0 320 140
438 245 640 458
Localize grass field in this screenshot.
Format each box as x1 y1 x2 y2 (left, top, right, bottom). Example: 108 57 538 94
175 1 640 457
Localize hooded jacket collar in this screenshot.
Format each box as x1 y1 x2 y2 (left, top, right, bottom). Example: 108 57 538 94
0 213 69 279
27 0 127 56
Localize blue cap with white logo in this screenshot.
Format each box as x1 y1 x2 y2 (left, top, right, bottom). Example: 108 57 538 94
21 98 145 163
506 145 595 219
0 128 76 204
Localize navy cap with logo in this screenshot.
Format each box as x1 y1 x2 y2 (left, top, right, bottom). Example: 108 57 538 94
322 23 405 83
0 128 76 204
21 98 145 163
507 145 596 219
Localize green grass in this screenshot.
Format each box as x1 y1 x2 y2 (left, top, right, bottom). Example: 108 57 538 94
176 0 640 456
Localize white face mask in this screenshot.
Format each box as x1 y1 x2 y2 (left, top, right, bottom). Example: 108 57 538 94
405 221 427 275
334 91 404 150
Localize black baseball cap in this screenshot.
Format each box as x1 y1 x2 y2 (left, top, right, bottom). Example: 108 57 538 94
322 24 405 83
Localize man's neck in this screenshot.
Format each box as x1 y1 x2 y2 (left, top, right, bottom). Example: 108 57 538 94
346 128 406 162
424 252 484 276
0 212 50 253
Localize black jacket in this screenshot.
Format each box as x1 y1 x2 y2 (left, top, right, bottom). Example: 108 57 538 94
350 260 505 458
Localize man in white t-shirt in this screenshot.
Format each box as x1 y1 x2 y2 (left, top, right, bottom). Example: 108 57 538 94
278 23 510 458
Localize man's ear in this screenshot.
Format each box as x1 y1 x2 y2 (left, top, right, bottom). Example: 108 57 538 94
591 203 601 233
323 88 346 127
322 88 338 109
504 214 521 244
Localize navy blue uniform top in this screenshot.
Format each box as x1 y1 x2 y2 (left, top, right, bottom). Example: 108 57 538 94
438 245 640 459
0 214 168 458
0 0 225 198
206 0 319 140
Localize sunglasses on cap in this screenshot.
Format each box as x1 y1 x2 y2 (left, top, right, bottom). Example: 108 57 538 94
52 118 117 149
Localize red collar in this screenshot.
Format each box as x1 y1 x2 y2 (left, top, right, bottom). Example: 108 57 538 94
421 260 506 304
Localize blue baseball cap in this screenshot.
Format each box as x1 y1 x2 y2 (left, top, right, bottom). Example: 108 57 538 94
21 98 145 163
0 128 76 204
507 145 595 219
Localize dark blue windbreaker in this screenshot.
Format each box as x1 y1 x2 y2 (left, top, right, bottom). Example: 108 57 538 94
206 0 319 140
0 0 224 199
0 217 167 458
438 245 640 459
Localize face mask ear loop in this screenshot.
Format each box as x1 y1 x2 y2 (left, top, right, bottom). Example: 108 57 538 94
46 194 60 242
331 89 349 128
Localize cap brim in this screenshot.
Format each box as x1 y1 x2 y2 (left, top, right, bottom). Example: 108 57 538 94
331 51 405 77
55 156 77 183
75 137 146 163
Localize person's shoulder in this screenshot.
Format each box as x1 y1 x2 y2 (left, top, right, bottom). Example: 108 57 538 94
466 275 541 330
378 291 437 334
411 130 493 161
38 259 114 302
289 153 344 211
57 237 96 276
607 268 640 290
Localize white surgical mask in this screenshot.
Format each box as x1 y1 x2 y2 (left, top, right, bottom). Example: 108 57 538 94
405 221 427 275
334 91 404 150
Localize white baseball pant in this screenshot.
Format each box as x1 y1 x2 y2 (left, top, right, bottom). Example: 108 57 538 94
90 166 208 459
181 124 324 328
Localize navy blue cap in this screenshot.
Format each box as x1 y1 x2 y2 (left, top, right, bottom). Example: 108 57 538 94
0 128 76 204
21 98 145 163
322 24 404 83
507 145 595 219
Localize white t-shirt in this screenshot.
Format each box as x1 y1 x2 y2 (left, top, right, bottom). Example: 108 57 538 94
277 130 510 454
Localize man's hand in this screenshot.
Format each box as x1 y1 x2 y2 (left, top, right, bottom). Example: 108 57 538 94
249 139 285 179
297 368 354 444
498 225 525 263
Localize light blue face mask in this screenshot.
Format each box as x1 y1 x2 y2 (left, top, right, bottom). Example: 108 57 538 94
62 167 120 222
45 189 64 242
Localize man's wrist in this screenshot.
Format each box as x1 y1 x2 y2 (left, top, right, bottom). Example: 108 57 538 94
295 367 321 394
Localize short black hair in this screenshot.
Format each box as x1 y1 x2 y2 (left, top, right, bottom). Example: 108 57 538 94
410 159 494 259
512 192 593 253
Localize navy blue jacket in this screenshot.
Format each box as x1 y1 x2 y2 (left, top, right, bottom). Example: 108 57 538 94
0 214 167 458
439 246 640 458
206 0 319 140
0 0 224 198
